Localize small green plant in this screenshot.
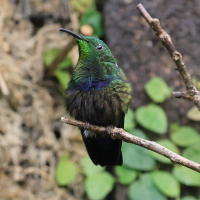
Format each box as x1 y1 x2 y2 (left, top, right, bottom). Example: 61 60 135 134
43 48 72 88
80 0 103 37
145 76 172 103
81 156 113 200
187 106 200 121
136 104 168 134
56 153 78 186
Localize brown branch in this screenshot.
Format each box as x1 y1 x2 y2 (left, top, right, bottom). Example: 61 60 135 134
137 3 200 111
172 91 190 99
44 38 76 79
61 117 200 173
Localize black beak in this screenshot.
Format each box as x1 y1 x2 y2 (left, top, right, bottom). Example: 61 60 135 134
59 28 83 40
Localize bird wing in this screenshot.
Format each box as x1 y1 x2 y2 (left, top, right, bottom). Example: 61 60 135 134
81 112 124 166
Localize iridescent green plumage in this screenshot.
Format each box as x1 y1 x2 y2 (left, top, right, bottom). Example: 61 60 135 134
60 28 132 166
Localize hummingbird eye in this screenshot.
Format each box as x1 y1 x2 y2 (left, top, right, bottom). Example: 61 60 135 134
96 44 103 51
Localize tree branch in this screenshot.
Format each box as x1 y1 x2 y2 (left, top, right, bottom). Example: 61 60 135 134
61 117 200 173
137 3 200 111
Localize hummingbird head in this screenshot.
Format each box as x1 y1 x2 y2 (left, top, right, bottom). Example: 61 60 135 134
59 28 117 68
59 28 118 91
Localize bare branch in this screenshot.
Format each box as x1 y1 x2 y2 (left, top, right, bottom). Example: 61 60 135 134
137 3 200 111
61 117 200 173
172 91 190 99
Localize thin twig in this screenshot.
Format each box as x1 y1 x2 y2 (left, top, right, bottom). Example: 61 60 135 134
0 70 9 96
61 117 200 173
44 38 76 78
137 3 200 111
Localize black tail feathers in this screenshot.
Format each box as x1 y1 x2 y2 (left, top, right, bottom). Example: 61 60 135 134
82 132 123 166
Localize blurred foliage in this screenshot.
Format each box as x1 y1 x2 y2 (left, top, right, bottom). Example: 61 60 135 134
152 171 180 197
173 166 200 187
115 166 138 185
54 76 200 199
85 172 114 200
192 77 200 91
80 8 103 37
124 108 136 131
128 174 167 200
43 48 72 88
170 126 200 147
56 153 78 186
136 104 168 134
122 129 156 171
181 197 199 200
145 77 172 103
71 0 93 13
43 48 72 68
71 0 104 37
183 143 200 163
187 106 200 121
81 156 104 176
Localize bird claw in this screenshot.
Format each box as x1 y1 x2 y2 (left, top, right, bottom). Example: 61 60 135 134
106 125 115 135
84 122 91 130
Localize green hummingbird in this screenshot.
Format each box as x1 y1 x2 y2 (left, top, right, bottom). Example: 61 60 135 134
59 28 132 166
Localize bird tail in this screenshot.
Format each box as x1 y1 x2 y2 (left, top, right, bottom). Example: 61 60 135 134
81 131 123 166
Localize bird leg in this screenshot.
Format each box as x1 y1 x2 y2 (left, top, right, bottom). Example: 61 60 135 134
84 122 91 130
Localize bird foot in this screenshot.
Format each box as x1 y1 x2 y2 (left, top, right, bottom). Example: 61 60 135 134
84 122 91 130
106 125 115 136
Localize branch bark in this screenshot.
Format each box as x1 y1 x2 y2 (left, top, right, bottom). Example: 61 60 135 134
61 117 200 173
137 3 200 111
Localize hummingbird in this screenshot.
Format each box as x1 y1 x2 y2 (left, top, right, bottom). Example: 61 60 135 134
59 28 132 166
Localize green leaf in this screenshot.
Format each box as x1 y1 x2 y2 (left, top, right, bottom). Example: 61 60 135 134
181 197 198 200
122 143 155 171
150 139 179 164
115 166 138 185
81 8 103 37
56 155 78 186
192 77 200 91
43 48 72 70
128 174 167 200
122 129 155 171
152 171 180 197
136 104 168 134
129 129 149 140
170 123 180 132
173 166 200 186
55 70 71 88
81 156 104 176
57 56 72 70
182 143 200 163
85 172 114 200
124 108 136 131
43 48 60 66
170 126 200 147
187 106 200 121
145 77 172 103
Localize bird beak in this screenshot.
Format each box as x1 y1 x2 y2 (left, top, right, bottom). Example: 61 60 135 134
58 28 83 40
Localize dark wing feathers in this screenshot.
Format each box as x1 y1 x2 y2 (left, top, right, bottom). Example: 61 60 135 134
81 113 124 167
66 89 125 166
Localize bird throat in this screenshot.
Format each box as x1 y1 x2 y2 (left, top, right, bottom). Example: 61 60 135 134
75 75 112 92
